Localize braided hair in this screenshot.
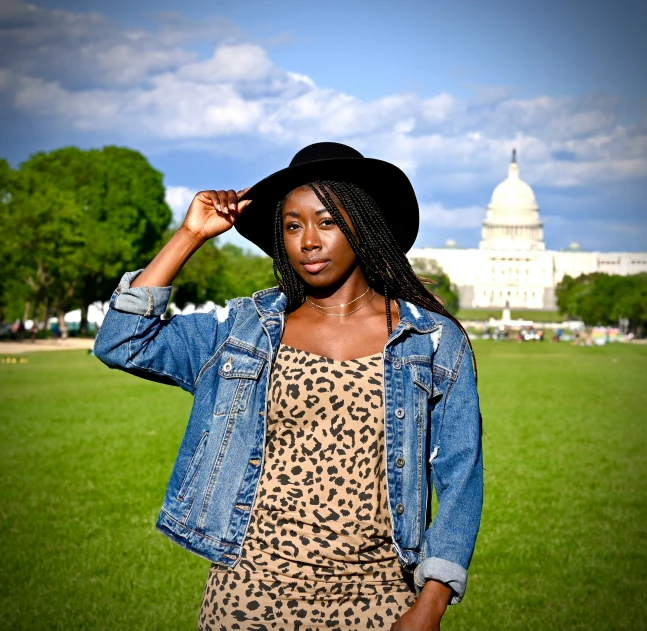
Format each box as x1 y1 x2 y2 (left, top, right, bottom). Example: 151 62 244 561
272 180 477 380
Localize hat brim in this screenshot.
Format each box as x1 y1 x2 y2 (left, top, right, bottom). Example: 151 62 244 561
235 156 419 258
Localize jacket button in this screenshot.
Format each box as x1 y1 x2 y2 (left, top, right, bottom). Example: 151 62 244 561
393 360 402 370
223 362 232 373
395 408 405 419
396 503 405 514
396 457 405 468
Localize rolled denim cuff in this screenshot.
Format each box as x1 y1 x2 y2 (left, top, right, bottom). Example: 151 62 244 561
413 557 468 605
111 269 172 318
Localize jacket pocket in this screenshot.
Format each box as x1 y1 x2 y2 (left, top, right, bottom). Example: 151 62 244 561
214 348 266 417
413 366 443 406
177 431 209 501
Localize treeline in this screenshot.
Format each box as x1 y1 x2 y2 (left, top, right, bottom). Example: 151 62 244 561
409 258 459 314
556 272 647 334
0 147 274 334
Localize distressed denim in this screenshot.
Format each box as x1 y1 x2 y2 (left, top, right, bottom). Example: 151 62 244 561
94 270 483 604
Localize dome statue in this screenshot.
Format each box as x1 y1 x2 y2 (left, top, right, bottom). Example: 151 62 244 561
480 150 545 251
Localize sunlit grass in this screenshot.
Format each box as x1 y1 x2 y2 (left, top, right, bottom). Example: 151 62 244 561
1 342 645 630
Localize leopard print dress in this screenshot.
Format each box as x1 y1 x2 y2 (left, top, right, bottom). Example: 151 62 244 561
198 343 416 631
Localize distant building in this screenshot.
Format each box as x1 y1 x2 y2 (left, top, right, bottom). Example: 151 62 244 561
408 151 647 309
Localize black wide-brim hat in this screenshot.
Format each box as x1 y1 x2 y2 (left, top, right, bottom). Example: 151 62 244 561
235 142 419 258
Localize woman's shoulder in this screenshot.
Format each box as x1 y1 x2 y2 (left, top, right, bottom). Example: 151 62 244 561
401 300 470 363
401 300 464 338
210 286 285 322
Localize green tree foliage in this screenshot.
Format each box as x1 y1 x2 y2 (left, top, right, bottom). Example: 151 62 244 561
169 237 226 310
0 159 19 320
409 257 460 314
171 240 276 310
2 147 171 333
556 272 647 334
18 146 171 331
219 243 277 301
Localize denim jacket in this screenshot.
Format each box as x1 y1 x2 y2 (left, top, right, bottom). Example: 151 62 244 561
94 270 483 604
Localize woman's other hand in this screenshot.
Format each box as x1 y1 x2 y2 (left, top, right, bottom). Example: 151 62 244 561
389 580 451 631
182 188 252 243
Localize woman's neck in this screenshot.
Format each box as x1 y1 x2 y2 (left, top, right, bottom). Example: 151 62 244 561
305 270 370 308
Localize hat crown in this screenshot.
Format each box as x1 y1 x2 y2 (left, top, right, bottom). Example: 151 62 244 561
289 142 364 167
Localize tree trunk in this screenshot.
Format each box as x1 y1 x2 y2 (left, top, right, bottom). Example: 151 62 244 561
23 300 32 322
80 303 89 335
41 297 49 330
57 310 68 339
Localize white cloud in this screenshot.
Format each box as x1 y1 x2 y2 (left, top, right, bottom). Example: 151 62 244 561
165 185 195 223
419 203 485 229
1 0 646 196
0 1 233 89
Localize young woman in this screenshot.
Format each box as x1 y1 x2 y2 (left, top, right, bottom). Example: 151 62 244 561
95 142 483 631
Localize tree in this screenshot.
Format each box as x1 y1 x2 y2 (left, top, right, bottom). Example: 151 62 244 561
3 167 86 334
409 258 460 314
16 147 172 332
556 272 647 335
170 240 276 310
611 275 647 337
219 243 277 301
0 159 18 323
170 236 226 310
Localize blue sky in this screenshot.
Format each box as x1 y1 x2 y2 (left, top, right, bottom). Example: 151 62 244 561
1 0 646 254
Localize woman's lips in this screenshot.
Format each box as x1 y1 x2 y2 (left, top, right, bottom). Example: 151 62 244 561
302 261 329 273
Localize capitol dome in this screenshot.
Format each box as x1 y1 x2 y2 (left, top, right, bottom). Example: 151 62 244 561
480 150 545 251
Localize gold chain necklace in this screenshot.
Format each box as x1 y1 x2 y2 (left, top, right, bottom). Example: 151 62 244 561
306 285 371 310
306 289 376 316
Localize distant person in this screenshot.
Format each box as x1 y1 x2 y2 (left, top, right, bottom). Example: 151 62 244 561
30 322 39 342
95 142 483 631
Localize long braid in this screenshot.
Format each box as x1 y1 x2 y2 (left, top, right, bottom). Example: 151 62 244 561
273 199 305 304
384 283 393 337
272 180 477 381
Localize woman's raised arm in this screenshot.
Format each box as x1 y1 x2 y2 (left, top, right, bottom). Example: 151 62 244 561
94 188 251 392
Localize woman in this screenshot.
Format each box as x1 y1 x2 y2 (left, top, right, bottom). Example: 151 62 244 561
94 142 483 631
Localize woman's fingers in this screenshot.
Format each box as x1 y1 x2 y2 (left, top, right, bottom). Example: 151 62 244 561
195 188 252 217
235 187 252 213
217 190 230 214
206 190 221 213
226 189 238 213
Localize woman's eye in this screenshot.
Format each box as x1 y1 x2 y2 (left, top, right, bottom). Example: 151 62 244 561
285 223 299 231
321 219 335 226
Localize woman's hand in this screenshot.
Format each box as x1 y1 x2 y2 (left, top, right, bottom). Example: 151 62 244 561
131 188 251 288
182 188 251 243
389 580 452 631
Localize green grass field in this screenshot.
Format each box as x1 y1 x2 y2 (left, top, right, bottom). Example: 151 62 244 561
1 342 646 630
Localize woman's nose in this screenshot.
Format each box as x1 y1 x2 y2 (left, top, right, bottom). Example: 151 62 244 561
301 224 321 251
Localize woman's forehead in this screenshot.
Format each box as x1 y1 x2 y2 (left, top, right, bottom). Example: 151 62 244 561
282 184 344 216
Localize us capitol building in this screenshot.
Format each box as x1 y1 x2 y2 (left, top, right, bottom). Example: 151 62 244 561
407 151 647 310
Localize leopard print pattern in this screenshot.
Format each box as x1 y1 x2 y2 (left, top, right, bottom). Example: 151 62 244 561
199 343 416 630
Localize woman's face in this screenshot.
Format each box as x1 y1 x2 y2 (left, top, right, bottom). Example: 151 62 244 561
281 185 360 291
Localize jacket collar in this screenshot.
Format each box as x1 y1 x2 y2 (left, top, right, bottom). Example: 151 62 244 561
252 286 287 319
252 286 439 333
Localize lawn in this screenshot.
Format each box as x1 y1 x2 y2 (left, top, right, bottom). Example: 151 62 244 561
1 342 646 630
